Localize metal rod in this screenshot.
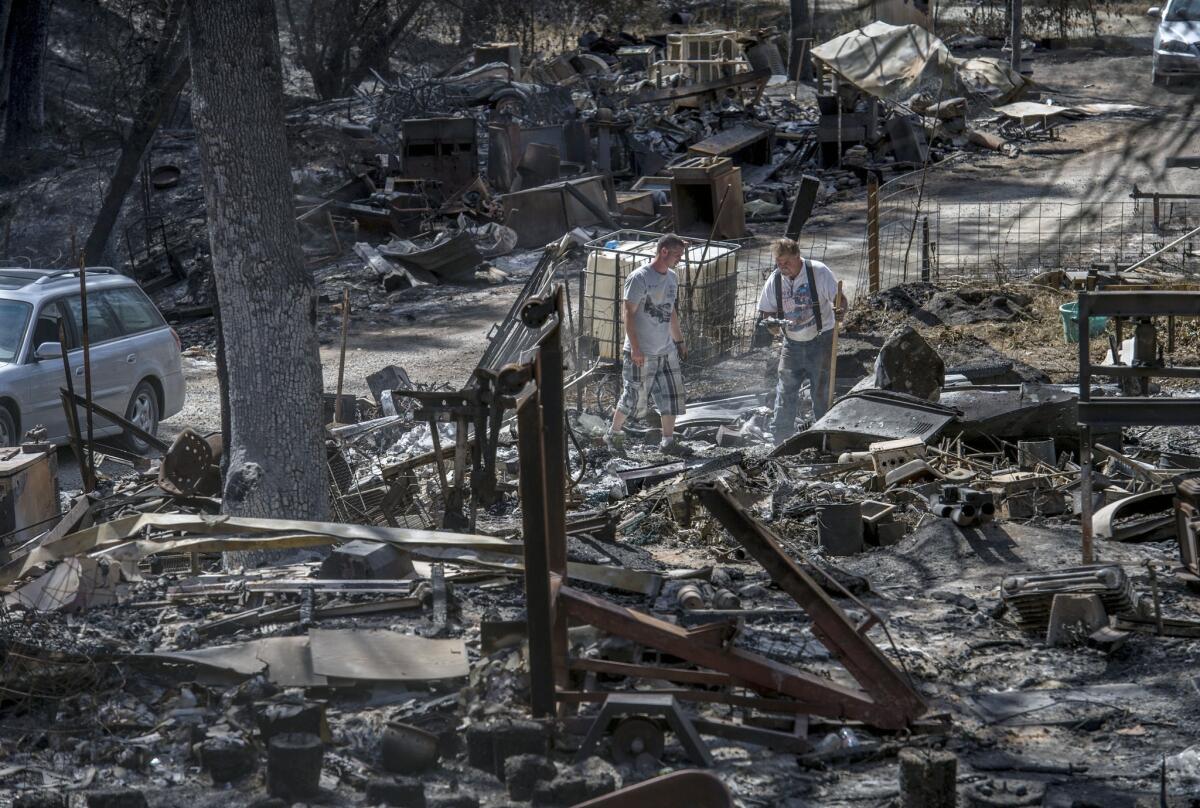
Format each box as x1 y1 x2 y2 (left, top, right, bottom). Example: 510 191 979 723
1124 222 1200 272
1080 425 1094 564
334 288 350 424
1145 560 1164 636
576 267 586 414
78 259 95 488
57 321 94 492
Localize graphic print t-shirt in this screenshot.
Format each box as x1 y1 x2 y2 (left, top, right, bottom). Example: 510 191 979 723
756 259 838 342
622 264 678 356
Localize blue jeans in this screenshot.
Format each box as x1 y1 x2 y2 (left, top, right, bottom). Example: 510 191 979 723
772 329 834 444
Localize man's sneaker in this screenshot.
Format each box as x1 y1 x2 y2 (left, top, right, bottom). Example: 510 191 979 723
604 430 626 452
660 436 691 456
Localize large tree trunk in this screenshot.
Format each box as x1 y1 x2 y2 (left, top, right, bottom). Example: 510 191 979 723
3 0 49 154
0 0 15 130
185 0 329 549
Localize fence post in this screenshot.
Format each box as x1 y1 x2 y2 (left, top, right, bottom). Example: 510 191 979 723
920 216 931 282
867 177 880 294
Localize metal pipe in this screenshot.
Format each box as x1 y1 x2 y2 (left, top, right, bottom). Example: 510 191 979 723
1123 222 1200 272
78 261 95 489
1080 425 1095 564
57 321 93 492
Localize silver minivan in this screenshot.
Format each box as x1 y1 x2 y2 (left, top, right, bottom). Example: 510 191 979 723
0 268 185 450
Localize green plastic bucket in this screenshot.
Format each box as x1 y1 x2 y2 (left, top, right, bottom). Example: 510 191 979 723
1059 300 1108 344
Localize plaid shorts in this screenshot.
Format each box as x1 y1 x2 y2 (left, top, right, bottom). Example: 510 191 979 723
616 349 687 418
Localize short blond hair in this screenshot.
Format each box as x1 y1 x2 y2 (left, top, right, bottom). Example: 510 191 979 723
772 238 800 260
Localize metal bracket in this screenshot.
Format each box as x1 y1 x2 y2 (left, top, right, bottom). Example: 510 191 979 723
574 693 712 767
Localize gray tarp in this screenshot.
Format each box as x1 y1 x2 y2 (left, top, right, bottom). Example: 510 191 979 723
812 22 1027 104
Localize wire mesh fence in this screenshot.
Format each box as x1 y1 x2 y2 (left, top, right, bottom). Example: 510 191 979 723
857 171 1200 293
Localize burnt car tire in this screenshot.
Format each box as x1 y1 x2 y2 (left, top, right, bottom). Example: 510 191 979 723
0 405 15 448
121 381 160 455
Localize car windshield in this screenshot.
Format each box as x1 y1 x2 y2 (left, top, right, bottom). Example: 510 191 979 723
0 300 31 363
1167 0 1200 21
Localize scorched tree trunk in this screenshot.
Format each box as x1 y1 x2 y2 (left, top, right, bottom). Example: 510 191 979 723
185 0 329 544
3 0 48 154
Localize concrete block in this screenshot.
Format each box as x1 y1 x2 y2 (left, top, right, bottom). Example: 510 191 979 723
504 754 557 800
466 718 551 778
1046 593 1108 647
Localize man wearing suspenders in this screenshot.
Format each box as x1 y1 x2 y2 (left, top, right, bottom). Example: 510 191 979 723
757 238 847 445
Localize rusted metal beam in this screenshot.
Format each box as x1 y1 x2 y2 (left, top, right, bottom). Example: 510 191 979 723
567 657 736 688
556 688 813 714
558 580 891 725
692 480 926 728
516 388 556 718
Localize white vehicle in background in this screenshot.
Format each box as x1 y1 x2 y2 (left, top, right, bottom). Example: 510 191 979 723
0 268 185 450
1150 0 1200 86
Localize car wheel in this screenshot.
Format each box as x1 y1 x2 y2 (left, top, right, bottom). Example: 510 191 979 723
492 95 526 118
122 381 160 454
0 406 15 448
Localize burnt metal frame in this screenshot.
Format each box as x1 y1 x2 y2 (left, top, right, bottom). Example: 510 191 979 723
393 243 567 530
1077 291 1200 563
505 286 926 729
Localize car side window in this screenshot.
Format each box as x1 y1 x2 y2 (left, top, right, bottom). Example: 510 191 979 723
100 287 165 335
63 293 122 345
27 300 76 362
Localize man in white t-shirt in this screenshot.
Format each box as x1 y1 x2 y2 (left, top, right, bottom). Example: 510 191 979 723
606 234 688 454
757 237 847 445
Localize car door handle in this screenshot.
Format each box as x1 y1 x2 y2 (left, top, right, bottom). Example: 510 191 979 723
125 354 137 363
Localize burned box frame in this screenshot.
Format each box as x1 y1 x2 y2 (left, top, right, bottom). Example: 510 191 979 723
390 242 567 530
400 118 478 201
580 230 741 366
1076 290 1200 564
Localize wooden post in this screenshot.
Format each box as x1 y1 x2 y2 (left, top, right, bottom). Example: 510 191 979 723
867 177 880 294
334 289 350 424
920 216 931 282
899 748 957 808
827 280 843 411
1010 0 1022 73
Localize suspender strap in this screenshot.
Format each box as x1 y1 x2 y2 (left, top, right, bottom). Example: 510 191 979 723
774 269 783 317
803 258 823 333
